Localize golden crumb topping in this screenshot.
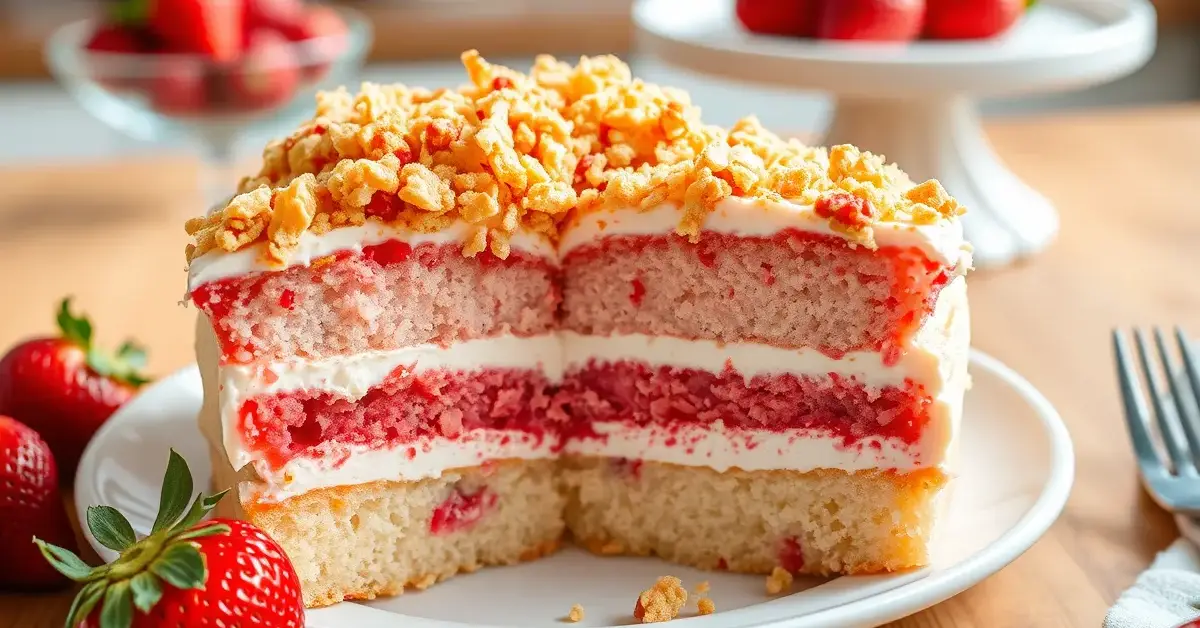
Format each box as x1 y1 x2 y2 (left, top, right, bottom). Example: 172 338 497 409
766 566 794 595
633 576 687 623
694 581 710 594
697 598 715 615
565 604 585 623
185 50 965 266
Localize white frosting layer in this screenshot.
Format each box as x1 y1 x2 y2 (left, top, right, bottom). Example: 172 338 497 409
564 332 926 391
244 430 560 503
188 197 969 293
187 222 556 291
565 422 937 473
559 197 972 268
217 334 564 474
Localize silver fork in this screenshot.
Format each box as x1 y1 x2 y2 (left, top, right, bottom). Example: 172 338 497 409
1113 327 1200 514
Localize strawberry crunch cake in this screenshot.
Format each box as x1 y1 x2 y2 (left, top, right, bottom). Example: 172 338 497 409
185 51 972 608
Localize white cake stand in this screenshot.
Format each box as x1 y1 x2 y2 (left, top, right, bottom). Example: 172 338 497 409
633 0 1156 267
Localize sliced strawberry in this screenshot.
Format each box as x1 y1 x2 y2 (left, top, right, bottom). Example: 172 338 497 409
38 450 305 628
0 416 76 591
230 28 300 110
0 299 151 482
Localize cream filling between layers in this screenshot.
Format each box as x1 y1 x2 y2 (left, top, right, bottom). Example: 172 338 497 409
187 197 971 294
203 276 966 502
559 197 973 270
186 222 557 292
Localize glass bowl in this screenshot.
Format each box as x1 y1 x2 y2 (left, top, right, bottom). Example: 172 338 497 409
45 6 372 206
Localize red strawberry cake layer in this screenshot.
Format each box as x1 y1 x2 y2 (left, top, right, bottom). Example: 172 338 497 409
186 51 973 607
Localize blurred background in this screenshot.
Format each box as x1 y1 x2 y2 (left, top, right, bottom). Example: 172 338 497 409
0 0 1196 166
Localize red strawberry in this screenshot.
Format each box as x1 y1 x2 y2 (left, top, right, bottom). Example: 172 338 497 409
817 0 926 41
735 0 823 37
923 0 1026 40
0 299 150 483
231 29 300 110
289 6 348 80
244 0 306 33
84 25 143 54
37 450 304 628
0 416 77 591
150 0 245 61
149 56 212 115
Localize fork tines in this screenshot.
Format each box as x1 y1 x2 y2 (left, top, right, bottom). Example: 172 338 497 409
1113 327 1200 482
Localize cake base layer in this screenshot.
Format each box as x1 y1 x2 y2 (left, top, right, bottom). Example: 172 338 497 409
560 457 946 576
224 459 564 608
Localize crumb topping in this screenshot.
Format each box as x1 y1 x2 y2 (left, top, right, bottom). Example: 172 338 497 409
697 598 715 615
766 566 794 595
633 576 687 623
565 603 584 623
185 50 965 267
694 581 710 594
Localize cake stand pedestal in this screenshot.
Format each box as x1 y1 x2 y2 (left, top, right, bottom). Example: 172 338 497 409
633 0 1156 268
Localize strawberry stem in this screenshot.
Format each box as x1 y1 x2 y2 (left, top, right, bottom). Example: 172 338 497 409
54 297 152 388
34 449 229 628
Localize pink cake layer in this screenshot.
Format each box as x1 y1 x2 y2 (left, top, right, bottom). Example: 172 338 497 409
191 241 559 364
556 361 930 447
560 231 952 363
238 367 560 469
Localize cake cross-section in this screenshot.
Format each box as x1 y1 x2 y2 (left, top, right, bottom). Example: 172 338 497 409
185 50 972 608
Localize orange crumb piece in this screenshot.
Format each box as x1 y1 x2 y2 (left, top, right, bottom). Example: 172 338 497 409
694 581 710 594
565 604 584 623
633 576 687 623
766 566 794 595
697 598 715 615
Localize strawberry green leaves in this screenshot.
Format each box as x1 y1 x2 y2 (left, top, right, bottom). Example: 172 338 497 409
56 298 93 349
151 450 193 534
87 506 137 552
34 539 96 582
55 297 152 388
35 449 230 628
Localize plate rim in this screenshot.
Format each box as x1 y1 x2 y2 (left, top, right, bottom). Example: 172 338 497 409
76 349 1074 628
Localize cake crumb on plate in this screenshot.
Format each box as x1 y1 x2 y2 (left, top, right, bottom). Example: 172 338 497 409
565 604 584 623
633 576 687 623
694 581 710 594
766 566 794 595
697 598 715 615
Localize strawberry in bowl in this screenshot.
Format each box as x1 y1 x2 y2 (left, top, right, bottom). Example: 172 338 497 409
0 299 150 482
37 450 305 627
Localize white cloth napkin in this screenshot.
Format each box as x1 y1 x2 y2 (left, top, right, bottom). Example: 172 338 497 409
1105 516 1200 628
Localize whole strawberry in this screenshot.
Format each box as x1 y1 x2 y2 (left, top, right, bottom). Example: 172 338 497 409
0 299 150 483
0 416 78 591
37 450 304 628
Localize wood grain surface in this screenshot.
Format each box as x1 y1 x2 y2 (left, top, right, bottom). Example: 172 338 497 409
0 105 1198 626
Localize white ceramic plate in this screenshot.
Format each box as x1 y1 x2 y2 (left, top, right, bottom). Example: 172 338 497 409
77 350 1073 627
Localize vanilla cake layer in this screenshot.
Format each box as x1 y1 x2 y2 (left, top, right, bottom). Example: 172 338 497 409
562 457 946 576
212 456 563 608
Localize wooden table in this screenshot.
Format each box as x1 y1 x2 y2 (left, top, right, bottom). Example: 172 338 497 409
1 105 1197 627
